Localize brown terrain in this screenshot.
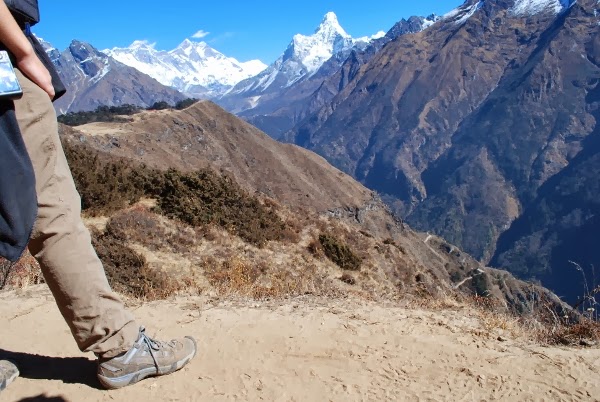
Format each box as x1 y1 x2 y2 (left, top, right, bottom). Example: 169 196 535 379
2 286 600 401
55 101 566 311
1 96 599 400
61 101 373 214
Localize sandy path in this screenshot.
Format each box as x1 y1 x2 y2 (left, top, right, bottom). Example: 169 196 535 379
1 286 599 401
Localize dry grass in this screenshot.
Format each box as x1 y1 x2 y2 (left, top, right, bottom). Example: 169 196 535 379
518 308 600 347
406 285 466 311
403 287 600 346
546 321 600 346
0 252 43 290
202 254 327 300
106 205 199 254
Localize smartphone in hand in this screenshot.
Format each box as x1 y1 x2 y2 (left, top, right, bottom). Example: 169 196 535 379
0 50 23 100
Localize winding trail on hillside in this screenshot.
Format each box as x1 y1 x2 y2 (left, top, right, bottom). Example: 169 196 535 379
1 286 599 401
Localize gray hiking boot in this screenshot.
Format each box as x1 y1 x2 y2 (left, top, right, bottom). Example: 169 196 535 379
97 327 196 389
0 360 19 393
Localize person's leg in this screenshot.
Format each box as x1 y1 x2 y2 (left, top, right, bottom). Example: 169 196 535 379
13 69 139 358
13 70 196 389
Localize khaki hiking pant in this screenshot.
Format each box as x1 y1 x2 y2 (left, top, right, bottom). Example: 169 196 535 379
13 69 139 358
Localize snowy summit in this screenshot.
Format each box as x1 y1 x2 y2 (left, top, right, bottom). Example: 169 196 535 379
289 11 383 75
510 0 575 15
105 40 267 98
443 0 575 25
226 11 383 97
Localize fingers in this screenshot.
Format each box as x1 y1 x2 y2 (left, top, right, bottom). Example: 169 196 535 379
16 53 54 98
42 80 55 99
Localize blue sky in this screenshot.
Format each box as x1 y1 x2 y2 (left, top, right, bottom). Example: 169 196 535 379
34 0 462 64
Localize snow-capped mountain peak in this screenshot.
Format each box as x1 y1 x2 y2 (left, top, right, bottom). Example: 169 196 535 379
222 11 386 110
510 0 575 16
175 38 195 54
171 39 220 60
443 0 576 21
315 11 350 38
287 11 363 74
443 1 484 25
105 40 266 98
129 39 155 49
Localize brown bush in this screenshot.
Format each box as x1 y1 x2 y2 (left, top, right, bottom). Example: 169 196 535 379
90 228 181 300
548 320 600 346
63 141 145 216
150 169 291 247
319 233 361 271
340 273 356 285
307 238 324 257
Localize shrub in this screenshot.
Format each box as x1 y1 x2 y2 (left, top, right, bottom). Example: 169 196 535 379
91 229 148 298
148 101 171 111
339 273 356 285
0 253 42 290
175 98 199 110
149 169 290 247
91 228 183 300
58 104 141 126
63 142 145 215
318 234 361 271
383 238 396 246
307 238 324 257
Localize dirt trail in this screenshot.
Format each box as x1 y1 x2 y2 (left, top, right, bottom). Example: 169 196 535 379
1 286 599 401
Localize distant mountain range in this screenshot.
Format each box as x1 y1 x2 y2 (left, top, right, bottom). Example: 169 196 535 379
104 39 267 98
44 11 397 113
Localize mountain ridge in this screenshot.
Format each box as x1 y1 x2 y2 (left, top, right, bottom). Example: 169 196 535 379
218 13 440 139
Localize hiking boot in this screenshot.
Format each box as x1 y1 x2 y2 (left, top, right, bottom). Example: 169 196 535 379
97 327 196 390
0 360 19 393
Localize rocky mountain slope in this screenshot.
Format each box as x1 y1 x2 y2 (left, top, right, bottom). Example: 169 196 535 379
283 0 600 302
491 81 600 300
105 39 267 98
49 40 186 113
55 102 568 313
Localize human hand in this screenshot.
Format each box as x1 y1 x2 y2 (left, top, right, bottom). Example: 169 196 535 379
16 51 54 99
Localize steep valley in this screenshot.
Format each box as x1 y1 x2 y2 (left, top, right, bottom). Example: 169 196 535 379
284 0 600 303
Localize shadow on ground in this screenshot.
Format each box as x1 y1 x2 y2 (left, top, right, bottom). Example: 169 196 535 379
0 348 101 391
17 395 68 401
